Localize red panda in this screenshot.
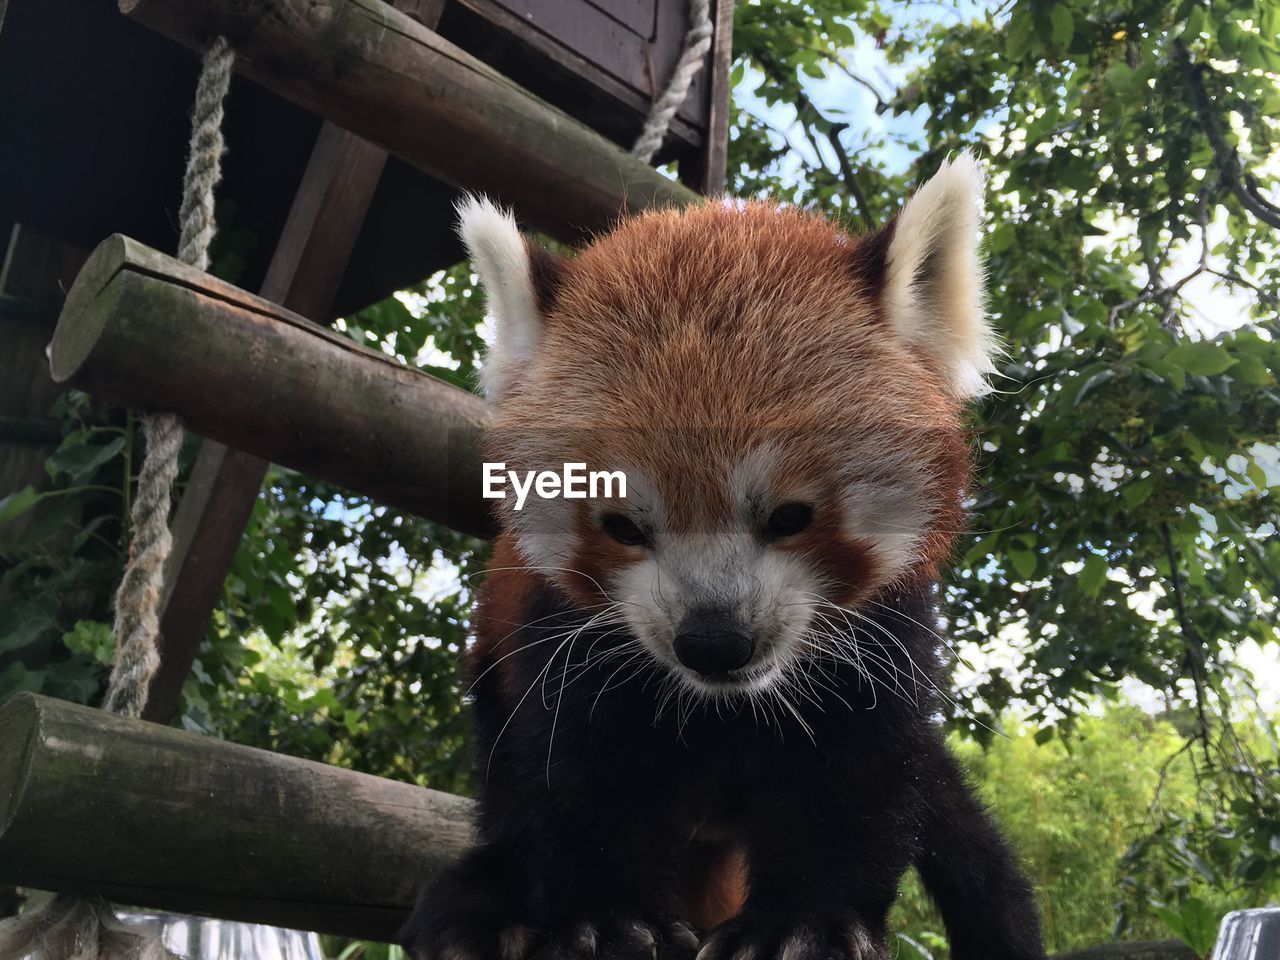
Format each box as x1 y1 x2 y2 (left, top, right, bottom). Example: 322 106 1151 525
401 155 1046 960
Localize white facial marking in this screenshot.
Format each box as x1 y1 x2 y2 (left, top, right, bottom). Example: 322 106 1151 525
604 453 824 697
840 472 931 581
526 442 936 702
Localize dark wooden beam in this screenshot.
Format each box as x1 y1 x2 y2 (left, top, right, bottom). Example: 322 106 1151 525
142 0 448 723
118 0 700 242
679 0 735 196
143 116 401 724
0 693 475 940
446 0 705 153
48 235 494 538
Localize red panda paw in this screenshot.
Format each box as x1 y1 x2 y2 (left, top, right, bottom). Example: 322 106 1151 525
399 863 542 960
696 913 890 960
544 915 700 960
401 919 541 960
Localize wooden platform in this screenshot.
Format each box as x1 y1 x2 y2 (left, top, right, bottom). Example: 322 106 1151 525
0 693 475 940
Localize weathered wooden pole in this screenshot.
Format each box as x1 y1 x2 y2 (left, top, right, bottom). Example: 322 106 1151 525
0 692 1217 956
0 693 475 939
117 0 701 242
49 235 496 539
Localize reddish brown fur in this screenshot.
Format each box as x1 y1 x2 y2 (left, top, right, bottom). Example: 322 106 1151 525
567 506 644 607
777 505 879 608
676 842 749 931
471 535 540 704
402 193 1051 960
490 201 972 591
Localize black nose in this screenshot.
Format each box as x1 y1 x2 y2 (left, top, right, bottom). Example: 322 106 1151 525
673 608 755 677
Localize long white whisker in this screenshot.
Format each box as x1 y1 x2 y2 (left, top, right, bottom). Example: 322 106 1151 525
487 635 575 780
865 597 969 665
588 646 653 719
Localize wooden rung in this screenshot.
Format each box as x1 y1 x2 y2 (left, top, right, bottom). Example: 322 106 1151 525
0 693 475 940
118 0 701 243
0 693 1216 957
49 235 496 539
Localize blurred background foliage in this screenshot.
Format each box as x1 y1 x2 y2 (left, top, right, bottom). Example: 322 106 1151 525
1 0 1278 956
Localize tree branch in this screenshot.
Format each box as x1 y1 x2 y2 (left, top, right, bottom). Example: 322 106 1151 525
1108 192 1210 326
1159 521 1214 767
792 88 877 230
807 48 893 114
1174 39 1280 230
827 124 878 231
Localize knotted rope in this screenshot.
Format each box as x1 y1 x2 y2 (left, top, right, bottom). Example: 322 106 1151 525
0 36 236 960
102 35 233 718
631 0 715 164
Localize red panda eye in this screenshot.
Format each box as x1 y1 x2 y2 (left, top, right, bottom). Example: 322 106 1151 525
601 513 648 547
765 503 814 540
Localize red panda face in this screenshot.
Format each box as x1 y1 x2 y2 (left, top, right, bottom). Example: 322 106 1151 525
460 154 994 697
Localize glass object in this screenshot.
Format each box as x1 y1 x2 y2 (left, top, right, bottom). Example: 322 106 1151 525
1211 908 1280 960
119 911 325 960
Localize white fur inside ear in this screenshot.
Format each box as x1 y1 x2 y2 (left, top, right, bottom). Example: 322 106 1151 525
456 195 539 400
883 152 999 398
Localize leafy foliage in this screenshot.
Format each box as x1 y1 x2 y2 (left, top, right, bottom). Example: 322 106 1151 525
891 707 1269 955
2 0 1278 950
732 0 1280 929
1 395 136 704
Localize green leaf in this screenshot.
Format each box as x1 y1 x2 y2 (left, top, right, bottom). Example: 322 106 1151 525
0 612 56 654
1074 367 1115 406
1006 9 1038 61
989 225 1015 254
62 620 116 664
1122 478 1154 509
1247 459 1268 491
1183 7 1207 39
1230 352 1274 385
45 435 126 483
1164 342 1237 376
1105 63 1139 98
1156 896 1219 955
343 709 362 735
1074 301 1108 328
1218 21 1242 57
0 486 40 528
1079 555 1109 597
0 663 45 697
1009 548 1037 579
892 935 934 960
1049 5 1074 46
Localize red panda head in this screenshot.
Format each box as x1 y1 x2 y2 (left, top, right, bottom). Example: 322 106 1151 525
459 154 996 696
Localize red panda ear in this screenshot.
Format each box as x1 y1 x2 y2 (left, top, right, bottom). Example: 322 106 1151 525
456 195 566 401
877 152 1000 399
